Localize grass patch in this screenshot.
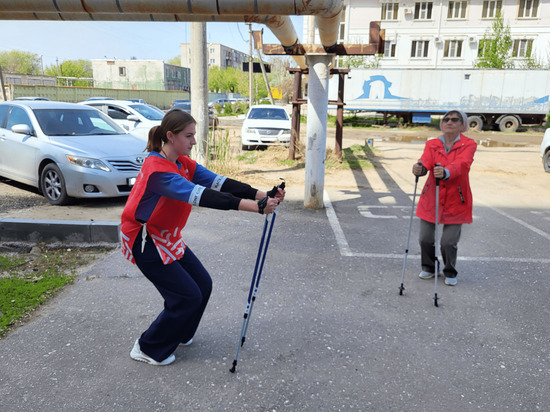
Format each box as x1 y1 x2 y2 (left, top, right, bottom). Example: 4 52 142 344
326 144 374 170
0 247 100 338
237 151 258 164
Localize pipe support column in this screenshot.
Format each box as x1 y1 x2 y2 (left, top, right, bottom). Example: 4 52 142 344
304 54 333 210
190 22 209 164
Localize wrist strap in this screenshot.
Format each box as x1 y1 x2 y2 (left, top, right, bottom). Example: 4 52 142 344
257 197 268 214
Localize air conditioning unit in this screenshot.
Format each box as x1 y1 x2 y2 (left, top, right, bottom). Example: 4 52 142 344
434 36 442 43
468 35 477 43
403 8 413 14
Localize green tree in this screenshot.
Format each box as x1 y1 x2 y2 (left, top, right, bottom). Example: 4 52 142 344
475 12 513 68
166 56 181 66
208 66 243 94
0 50 42 74
44 59 92 86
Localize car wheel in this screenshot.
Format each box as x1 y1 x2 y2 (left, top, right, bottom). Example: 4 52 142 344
467 115 483 131
242 144 250 151
40 164 70 205
499 115 519 132
544 150 550 173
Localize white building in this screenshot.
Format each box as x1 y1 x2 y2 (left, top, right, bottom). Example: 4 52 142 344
180 43 249 70
303 0 550 68
92 59 190 91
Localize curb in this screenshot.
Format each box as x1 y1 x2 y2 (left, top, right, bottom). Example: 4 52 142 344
0 218 120 244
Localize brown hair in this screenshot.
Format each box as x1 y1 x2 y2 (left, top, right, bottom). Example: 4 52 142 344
146 108 196 152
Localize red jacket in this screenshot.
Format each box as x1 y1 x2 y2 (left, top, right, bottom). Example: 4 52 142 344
416 134 477 224
121 155 197 265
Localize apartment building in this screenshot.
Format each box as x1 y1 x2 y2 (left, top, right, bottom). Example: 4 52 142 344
92 59 190 91
180 43 249 70
303 0 550 68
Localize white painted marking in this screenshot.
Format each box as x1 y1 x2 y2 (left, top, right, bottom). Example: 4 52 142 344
358 205 398 219
323 190 353 256
325 194 550 263
489 206 550 242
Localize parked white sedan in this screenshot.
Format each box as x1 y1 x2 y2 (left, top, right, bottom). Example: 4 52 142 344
0 101 146 205
241 105 291 150
80 99 164 141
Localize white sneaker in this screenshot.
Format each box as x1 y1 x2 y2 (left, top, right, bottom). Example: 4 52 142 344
445 277 458 286
130 339 175 366
419 271 435 280
180 338 193 346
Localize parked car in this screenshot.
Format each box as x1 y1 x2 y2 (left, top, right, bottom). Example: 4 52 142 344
84 97 115 101
171 99 190 108
170 103 218 127
14 97 51 101
126 98 146 104
241 105 291 150
209 98 236 108
80 99 164 141
0 101 146 205
541 128 550 172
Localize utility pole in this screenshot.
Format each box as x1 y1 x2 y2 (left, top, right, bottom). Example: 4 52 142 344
190 22 208 164
248 23 253 107
0 65 7 101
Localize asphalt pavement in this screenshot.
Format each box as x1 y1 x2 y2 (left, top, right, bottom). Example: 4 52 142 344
1 139 549 411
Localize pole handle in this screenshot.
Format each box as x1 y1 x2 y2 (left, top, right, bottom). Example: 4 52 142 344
267 178 286 198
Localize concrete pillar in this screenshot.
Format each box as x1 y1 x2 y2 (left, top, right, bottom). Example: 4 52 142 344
304 54 333 209
190 22 208 164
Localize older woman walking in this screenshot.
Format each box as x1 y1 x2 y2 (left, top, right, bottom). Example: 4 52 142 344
412 109 477 286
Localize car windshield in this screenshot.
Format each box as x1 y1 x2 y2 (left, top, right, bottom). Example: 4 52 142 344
34 108 125 136
128 103 165 121
248 108 289 120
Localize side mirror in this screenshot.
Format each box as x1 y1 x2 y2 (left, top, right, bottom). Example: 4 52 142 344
11 124 34 136
127 114 140 122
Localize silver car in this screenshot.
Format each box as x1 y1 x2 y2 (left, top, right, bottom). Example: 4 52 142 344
0 101 146 205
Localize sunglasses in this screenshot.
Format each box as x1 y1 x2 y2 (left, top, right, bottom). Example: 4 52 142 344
442 117 461 123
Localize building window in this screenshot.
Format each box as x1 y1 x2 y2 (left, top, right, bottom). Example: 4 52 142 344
209 59 215 64
518 0 538 18
384 40 397 57
512 39 534 57
119 67 126 76
210 48 215 53
414 2 433 19
411 40 430 57
338 21 346 42
444 40 463 57
381 3 399 20
482 0 502 18
448 1 467 19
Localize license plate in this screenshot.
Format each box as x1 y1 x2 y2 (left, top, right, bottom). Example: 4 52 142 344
127 177 136 186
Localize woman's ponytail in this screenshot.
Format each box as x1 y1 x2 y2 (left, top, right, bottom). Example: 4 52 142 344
146 125 166 153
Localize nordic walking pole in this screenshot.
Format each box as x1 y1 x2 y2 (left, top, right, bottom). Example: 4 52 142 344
399 173 420 296
433 174 441 307
230 180 285 373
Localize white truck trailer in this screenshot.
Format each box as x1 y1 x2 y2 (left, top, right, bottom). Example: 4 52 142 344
330 69 550 132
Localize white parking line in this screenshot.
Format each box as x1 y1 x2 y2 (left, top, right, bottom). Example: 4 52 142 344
489 205 550 242
324 191 550 263
323 190 353 256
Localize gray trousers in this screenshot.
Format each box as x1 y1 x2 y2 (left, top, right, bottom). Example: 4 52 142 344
419 219 462 278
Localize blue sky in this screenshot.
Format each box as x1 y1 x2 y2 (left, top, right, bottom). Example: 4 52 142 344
0 17 303 69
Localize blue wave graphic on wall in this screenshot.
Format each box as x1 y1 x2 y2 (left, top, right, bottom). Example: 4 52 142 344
356 75 408 100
